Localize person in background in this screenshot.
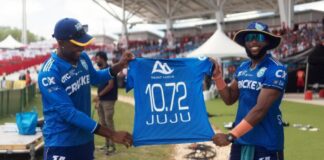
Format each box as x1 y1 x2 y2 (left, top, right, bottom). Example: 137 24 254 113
25 70 32 86
296 69 305 93
93 51 118 155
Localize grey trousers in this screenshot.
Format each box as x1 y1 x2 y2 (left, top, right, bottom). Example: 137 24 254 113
97 100 116 147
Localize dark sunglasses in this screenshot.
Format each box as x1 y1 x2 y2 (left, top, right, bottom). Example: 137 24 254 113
245 33 266 42
69 25 88 39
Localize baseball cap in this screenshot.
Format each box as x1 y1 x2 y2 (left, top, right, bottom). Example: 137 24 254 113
52 18 94 47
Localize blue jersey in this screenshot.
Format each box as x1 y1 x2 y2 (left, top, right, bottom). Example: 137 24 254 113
234 54 287 151
38 51 111 147
126 57 215 147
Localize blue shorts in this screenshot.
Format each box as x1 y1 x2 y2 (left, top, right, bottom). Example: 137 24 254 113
44 141 94 160
229 143 284 160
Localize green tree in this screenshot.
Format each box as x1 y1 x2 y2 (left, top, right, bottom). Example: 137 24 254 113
0 26 44 43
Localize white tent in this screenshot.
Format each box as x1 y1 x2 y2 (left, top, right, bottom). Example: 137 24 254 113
0 35 25 49
187 29 247 58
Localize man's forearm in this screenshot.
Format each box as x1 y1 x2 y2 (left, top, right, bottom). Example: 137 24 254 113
94 124 115 138
110 63 125 76
218 87 237 105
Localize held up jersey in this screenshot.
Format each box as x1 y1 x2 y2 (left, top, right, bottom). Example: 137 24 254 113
234 54 288 151
126 57 215 147
38 51 111 147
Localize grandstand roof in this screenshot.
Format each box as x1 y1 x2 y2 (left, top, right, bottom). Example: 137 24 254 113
105 0 318 23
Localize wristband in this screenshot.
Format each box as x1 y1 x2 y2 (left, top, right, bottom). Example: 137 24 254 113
230 119 253 139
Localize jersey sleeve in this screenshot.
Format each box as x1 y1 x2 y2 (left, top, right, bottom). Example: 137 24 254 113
125 59 136 92
262 65 288 91
196 57 213 76
82 52 112 86
38 71 98 133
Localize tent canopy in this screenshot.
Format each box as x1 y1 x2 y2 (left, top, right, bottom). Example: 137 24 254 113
0 35 25 49
187 29 246 58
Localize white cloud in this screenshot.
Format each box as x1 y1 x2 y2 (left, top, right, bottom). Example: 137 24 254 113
0 0 126 39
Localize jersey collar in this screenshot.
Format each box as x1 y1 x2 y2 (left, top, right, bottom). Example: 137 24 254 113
51 50 76 71
248 53 271 70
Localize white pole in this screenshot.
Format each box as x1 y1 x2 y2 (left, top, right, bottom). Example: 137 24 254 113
21 0 27 44
121 0 128 49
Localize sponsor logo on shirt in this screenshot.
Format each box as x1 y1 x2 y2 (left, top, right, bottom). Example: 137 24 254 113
42 77 55 86
61 69 82 83
238 80 262 90
152 61 174 75
65 75 90 95
237 71 253 77
275 69 287 79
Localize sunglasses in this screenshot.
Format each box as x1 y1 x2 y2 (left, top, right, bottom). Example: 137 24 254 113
245 33 266 42
69 25 88 39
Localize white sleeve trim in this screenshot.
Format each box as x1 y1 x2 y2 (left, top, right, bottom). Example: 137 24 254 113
91 122 98 133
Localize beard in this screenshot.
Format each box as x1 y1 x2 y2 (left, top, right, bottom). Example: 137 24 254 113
97 62 103 68
245 46 268 60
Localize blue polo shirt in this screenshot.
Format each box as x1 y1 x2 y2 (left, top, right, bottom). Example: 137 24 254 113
234 54 287 151
38 51 111 147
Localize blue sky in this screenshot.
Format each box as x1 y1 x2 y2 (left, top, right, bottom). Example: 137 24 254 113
0 0 323 40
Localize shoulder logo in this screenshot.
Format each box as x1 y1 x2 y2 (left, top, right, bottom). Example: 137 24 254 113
257 67 267 77
80 59 88 71
152 61 174 75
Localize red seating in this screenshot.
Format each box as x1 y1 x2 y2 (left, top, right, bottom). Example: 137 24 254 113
319 89 324 98
304 90 313 100
0 54 50 75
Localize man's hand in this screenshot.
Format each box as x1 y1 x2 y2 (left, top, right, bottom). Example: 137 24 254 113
95 125 133 148
209 57 222 80
110 131 133 148
212 133 231 147
119 51 135 68
110 51 135 76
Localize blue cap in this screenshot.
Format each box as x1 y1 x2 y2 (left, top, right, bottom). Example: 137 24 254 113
52 18 94 47
234 21 282 50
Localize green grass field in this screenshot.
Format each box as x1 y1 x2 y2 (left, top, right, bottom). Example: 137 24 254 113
1 90 324 160
92 101 173 160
